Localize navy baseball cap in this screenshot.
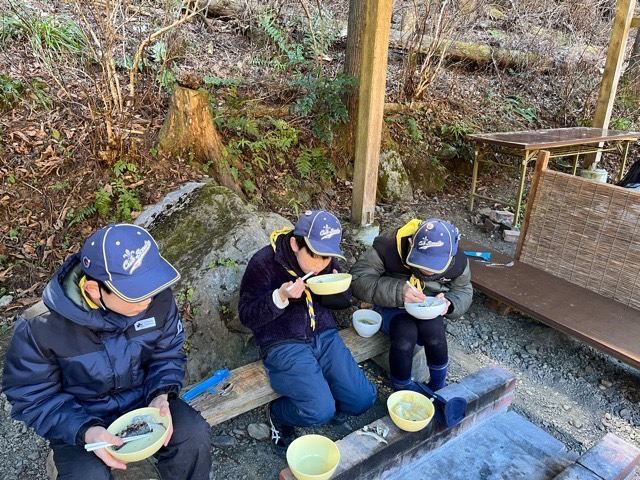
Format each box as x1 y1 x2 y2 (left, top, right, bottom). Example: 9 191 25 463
293 210 345 260
80 224 180 303
406 219 459 274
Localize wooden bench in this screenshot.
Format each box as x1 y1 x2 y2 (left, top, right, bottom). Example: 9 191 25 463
463 150 640 369
191 328 390 425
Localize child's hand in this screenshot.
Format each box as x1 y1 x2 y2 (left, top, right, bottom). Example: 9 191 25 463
403 283 426 303
435 293 451 316
278 278 305 301
84 426 127 470
149 394 173 446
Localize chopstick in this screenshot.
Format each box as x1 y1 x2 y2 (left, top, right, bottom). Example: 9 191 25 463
84 433 152 452
286 271 315 291
405 281 421 295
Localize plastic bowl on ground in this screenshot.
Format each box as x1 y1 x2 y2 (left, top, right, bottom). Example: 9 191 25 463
286 434 341 480
352 309 382 338
404 296 446 320
306 273 352 296
387 390 435 432
106 407 171 463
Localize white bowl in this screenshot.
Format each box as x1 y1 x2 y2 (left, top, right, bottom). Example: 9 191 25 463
404 297 446 320
352 309 382 337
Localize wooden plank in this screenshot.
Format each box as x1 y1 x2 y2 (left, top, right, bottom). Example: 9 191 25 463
351 0 393 226
586 0 637 168
515 150 549 260
462 240 640 370
190 329 390 426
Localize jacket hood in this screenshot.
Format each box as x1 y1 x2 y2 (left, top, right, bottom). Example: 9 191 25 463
42 253 140 332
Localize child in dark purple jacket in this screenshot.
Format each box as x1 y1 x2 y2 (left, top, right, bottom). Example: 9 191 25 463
239 210 376 452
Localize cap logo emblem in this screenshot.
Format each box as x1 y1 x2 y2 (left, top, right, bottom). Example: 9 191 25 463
418 238 444 250
122 240 151 274
82 256 91 268
319 224 341 240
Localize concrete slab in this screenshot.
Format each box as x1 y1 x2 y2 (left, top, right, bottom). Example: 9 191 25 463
383 411 574 480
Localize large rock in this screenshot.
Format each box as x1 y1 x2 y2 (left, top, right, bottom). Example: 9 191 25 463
146 182 292 384
377 150 414 203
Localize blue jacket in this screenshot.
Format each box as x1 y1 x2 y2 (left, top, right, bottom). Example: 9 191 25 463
239 232 347 349
1 254 186 446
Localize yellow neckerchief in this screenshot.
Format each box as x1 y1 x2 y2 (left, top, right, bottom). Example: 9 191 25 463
396 219 425 293
270 228 317 330
78 275 100 310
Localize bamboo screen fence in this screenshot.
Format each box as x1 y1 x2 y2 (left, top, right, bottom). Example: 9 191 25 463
518 169 640 311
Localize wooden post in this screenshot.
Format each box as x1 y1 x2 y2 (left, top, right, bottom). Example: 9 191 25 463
584 0 636 169
515 150 550 260
351 0 393 226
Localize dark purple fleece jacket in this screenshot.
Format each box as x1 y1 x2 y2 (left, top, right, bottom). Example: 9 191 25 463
238 232 346 349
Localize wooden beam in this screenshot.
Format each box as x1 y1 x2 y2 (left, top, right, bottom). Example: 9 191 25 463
515 150 549 261
585 0 636 169
351 0 393 226
190 329 390 426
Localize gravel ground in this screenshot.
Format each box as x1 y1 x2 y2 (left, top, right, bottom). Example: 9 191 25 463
1 184 639 479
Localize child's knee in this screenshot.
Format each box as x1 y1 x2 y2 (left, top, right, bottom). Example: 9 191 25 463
299 401 336 426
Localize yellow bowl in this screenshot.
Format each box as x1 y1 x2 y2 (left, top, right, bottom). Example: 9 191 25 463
387 390 434 432
286 434 341 480
306 273 352 295
106 407 171 463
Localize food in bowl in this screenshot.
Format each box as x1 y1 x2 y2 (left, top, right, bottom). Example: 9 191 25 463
306 273 352 296
112 415 161 450
404 296 446 320
387 390 434 432
352 309 382 337
287 434 341 480
106 407 171 463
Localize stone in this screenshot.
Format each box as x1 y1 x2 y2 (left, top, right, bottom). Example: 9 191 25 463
503 229 520 243
619 408 632 420
600 379 613 388
489 210 514 226
377 150 414 203
247 423 271 441
211 435 236 447
482 218 501 233
142 183 292 383
569 417 583 429
0 295 13 307
525 344 538 355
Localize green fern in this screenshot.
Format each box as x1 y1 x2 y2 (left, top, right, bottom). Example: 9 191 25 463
295 150 313 177
95 188 112 217
66 204 97 227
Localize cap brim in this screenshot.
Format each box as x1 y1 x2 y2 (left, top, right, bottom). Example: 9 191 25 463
406 247 452 274
304 237 346 261
105 257 180 303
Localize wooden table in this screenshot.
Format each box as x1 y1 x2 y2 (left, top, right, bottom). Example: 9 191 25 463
468 127 639 225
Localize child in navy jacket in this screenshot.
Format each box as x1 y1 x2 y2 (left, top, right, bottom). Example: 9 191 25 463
239 210 376 452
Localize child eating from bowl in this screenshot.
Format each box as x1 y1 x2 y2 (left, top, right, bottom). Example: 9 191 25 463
2 224 211 479
350 218 473 392
238 210 376 454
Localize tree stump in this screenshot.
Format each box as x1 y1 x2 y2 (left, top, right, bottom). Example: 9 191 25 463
158 86 240 194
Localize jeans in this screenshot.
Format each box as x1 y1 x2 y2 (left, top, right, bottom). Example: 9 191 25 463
264 328 377 427
52 398 211 480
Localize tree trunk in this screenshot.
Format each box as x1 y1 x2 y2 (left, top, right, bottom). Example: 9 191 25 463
158 87 240 194
339 0 367 163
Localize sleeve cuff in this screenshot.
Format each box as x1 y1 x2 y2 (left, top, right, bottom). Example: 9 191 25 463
272 289 289 309
75 419 106 446
146 385 180 405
